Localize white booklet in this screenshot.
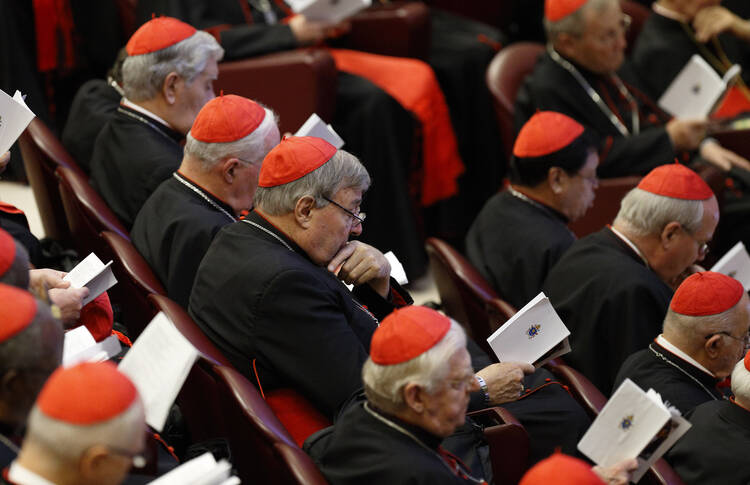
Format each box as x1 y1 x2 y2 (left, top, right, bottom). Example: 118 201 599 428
63 253 117 306
384 251 408 286
62 325 121 366
486 292 571 368
148 452 239 485
658 54 742 119
711 241 750 290
578 379 691 483
286 0 371 24
0 89 35 155
295 113 345 149
118 312 200 432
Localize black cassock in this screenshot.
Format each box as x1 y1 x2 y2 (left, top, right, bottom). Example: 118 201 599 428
89 105 184 229
631 12 750 101
666 400 750 485
465 190 575 310
62 79 122 172
543 228 673 394
311 401 486 485
613 339 726 414
188 211 412 419
515 51 676 178
131 173 236 309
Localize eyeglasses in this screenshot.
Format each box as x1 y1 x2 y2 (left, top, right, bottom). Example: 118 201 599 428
323 196 366 226
680 225 710 257
236 157 260 166
592 14 632 46
107 446 147 468
705 330 750 349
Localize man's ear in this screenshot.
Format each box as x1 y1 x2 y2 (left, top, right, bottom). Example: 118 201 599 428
547 166 566 195
221 158 241 183
660 221 682 249
294 196 317 228
162 72 181 105
403 383 425 414
703 333 724 359
78 444 111 480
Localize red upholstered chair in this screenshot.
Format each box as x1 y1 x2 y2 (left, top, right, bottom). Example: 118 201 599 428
214 50 338 135
568 175 641 238
344 2 431 61
18 118 85 242
148 294 231 443
620 0 652 56
213 365 330 485
485 297 518 337
467 406 530 484
425 237 502 353
56 166 128 258
100 231 163 338
486 42 546 160
423 0 515 31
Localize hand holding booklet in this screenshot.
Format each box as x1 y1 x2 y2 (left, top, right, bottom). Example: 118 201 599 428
485 292 571 368
295 113 344 148
148 452 239 485
286 0 371 24
0 89 35 154
63 253 117 305
711 241 750 290
578 379 691 483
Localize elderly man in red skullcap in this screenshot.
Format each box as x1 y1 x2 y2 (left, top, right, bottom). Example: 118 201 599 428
544 163 720 393
466 111 599 309
90 16 224 228
615 271 750 413
516 0 750 178
5 362 145 485
666 350 750 484
519 453 636 485
131 94 280 308
0 284 62 470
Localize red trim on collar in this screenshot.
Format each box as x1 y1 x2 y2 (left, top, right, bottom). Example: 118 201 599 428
254 209 296 242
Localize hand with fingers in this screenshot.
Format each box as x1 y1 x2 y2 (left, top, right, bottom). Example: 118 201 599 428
475 362 535 405
327 240 391 298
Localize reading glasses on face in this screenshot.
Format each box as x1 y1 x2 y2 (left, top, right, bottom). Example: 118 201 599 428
705 330 750 349
323 196 366 226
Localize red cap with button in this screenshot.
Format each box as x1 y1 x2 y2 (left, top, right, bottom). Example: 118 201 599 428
258 136 336 187
520 452 604 484
0 283 37 343
191 94 266 143
370 306 451 365
671 271 744 317
545 0 589 22
126 16 197 56
637 163 713 200
513 111 585 158
0 228 16 277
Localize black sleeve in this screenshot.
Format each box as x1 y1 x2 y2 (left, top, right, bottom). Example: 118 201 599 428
217 24 298 60
351 278 413 321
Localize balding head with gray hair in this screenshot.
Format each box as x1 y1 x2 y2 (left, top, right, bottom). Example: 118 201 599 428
545 0 618 42
613 188 706 238
122 30 224 102
362 319 467 414
254 149 371 216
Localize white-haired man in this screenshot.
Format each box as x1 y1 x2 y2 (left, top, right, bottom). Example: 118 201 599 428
131 94 280 308
615 271 750 412
543 163 720 393
4 361 145 485
666 352 750 484
90 16 224 228
516 0 750 178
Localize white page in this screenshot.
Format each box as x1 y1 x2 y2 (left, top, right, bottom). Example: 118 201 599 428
384 251 408 286
63 326 96 364
711 241 750 290
118 312 199 432
0 89 36 155
148 453 218 485
658 54 729 119
578 379 691 482
486 292 570 366
63 253 117 305
287 0 372 24
295 113 345 149
64 332 121 366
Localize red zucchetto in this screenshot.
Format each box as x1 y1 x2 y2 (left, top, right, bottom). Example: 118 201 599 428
191 94 266 143
744 350 750 371
0 228 16 276
37 362 138 425
671 272 744 317
126 16 197 56
520 453 604 485
637 163 713 200
370 306 451 365
513 111 585 158
258 136 337 188
545 0 589 22
0 284 37 343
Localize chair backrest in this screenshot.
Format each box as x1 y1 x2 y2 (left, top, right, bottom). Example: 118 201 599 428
620 0 652 55
467 406 529 484
486 42 545 159
100 230 163 338
485 297 518 338
214 365 329 485
568 175 641 239
56 166 128 257
18 118 84 242
148 294 231 443
425 238 500 348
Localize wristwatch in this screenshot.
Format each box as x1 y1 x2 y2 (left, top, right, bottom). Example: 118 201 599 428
475 375 490 405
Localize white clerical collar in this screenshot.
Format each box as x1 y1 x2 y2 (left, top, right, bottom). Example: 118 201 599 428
656 334 716 377
121 97 173 130
608 226 650 268
8 462 58 485
652 3 690 23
